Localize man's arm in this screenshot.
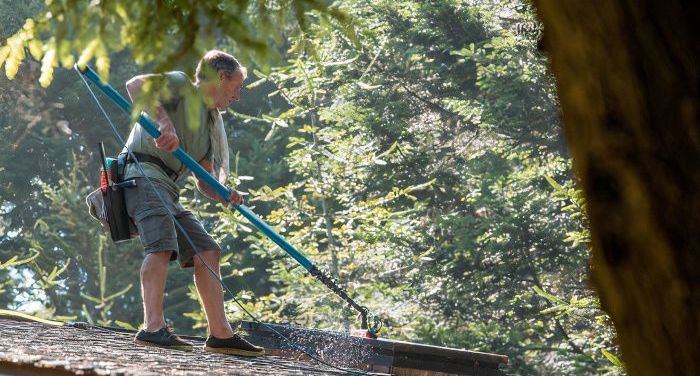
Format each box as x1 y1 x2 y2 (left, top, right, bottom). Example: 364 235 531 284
196 159 243 205
126 75 179 152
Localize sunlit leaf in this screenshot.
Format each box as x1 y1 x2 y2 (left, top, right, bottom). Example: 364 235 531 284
601 349 624 368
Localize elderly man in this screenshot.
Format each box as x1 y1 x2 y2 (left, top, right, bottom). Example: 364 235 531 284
121 50 263 356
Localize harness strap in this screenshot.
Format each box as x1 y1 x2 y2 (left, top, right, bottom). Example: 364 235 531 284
120 152 178 181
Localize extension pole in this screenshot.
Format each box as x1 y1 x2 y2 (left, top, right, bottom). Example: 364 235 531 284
77 65 378 334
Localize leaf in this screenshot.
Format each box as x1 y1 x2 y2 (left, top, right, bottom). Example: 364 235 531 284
246 77 268 89
95 50 110 83
0 46 10 68
114 320 137 331
58 40 74 68
406 179 437 193
261 114 277 122
39 44 57 88
377 141 399 157
532 286 566 305
220 253 233 264
545 175 564 192
238 267 255 275
28 39 44 60
81 304 94 325
44 259 71 285
0 256 18 269
114 3 129 20
0 309 63 326
100 266 106 297
80 292 101 304
540 304 567 314
237 223 253 233
264 123 276 141
104 283 133 302
601 349 624 368
76 39 99 71
5 36 24 80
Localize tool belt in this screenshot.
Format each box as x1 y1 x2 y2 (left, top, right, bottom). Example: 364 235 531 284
86 145 137 243
120 152 179 181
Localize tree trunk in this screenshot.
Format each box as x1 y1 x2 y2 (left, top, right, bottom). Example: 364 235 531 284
531 1 699 374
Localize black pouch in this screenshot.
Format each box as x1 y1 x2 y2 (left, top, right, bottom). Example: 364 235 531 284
96 144 136 243
104 161 132 242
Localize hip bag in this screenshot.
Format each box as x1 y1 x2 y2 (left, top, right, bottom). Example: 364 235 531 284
85 143 136 243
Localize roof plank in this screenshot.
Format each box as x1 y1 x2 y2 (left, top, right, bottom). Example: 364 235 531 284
0 317 359 375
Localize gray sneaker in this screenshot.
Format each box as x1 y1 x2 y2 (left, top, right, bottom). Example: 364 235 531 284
134 326 193 351
204 333 265 357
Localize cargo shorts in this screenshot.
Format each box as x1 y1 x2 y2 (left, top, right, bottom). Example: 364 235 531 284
124 177 221 268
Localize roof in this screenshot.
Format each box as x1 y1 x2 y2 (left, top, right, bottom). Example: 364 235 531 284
0 316 359 375
241 321 508 376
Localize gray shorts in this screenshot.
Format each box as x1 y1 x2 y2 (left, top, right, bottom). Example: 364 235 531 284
124 178 220 268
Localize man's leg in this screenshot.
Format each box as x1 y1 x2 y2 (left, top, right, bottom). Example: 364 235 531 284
141 251 172 331
135 249 192 351
178 213 263 356
193 249 234 338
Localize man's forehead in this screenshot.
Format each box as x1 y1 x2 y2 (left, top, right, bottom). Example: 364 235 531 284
230 69 246 83
235 68 247 80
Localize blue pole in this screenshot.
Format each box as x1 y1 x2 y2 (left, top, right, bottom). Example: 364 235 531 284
78 65 314 270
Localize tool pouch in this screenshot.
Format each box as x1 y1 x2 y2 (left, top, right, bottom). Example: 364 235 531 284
86 153 137 243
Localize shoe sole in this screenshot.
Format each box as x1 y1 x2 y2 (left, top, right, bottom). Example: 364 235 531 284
134 338 194 352
204 345 265 357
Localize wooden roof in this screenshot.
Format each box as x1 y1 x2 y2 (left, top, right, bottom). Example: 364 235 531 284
0 316 359 375
240 321 508 376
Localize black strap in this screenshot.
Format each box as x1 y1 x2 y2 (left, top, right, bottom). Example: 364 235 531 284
121 152 178 181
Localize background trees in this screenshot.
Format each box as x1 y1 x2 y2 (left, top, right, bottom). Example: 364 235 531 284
0 0 653 374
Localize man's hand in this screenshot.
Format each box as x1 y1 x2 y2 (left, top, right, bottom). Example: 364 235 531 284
155 129 179 152
196 159 246 206
126 75 179 153
214 188 246 207
154 107 179 152
226 190 246 206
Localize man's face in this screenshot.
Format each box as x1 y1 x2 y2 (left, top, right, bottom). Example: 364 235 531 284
214 69 245 109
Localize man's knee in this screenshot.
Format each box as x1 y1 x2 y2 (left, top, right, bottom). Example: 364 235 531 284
193 250 221 271
142 251 173 272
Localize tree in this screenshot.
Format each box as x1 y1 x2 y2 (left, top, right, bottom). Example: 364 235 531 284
22 155 142 326
2 0 660 374
0 0 348 86
215 1 621 373
532 1 699 374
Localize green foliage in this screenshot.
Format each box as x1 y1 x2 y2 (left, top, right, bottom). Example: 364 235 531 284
0 0 349 86
0 0 625 375
206 1 622 374
536 177 623 374
13 155 143 328
0 250 40 269
602 348 624 369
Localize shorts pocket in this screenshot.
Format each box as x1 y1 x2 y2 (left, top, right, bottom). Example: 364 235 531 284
134 207 176 249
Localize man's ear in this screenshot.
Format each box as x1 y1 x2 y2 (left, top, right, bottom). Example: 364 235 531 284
217 70 227 82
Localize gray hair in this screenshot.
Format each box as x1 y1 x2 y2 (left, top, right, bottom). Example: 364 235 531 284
194 50 247 85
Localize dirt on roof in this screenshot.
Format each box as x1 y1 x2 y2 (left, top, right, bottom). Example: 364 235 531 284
0 316 357 375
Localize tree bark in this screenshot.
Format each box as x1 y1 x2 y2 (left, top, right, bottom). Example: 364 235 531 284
531 1 699 374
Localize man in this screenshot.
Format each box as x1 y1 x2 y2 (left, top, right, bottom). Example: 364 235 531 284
121 50 264 356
